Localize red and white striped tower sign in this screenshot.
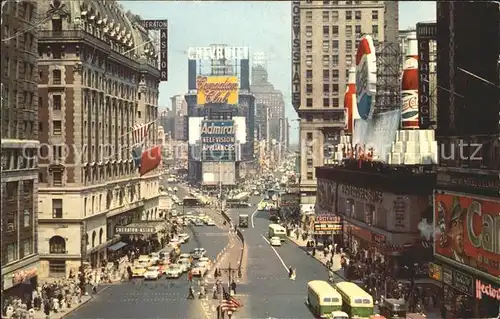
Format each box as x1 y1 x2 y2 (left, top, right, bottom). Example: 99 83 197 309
401 33 420 129
344 67 360 134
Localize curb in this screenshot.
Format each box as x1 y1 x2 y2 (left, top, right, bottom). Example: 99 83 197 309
287 236 348 281
60 296 93 319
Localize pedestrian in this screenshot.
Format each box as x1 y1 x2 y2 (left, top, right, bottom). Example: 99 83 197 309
231 281 236 295
188 270 193 282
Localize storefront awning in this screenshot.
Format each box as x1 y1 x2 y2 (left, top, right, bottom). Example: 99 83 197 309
108 241 127 252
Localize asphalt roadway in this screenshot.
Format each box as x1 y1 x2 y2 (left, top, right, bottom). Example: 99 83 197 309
226 195 329 319
66 185 229 319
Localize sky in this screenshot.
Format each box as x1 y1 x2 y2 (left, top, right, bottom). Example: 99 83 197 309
120 1 437 143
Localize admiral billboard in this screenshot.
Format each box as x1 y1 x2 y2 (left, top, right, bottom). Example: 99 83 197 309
196 76 239 105
201 120 236 162
434 192 500 278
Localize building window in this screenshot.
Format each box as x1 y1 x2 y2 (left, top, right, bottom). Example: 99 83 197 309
332 10 338 20
332 69 340 80
323 55 329 67
306 55 313 67
322 40 329 52
345 11 352 20
306 26 313 37
52 198 63 218
307 172 313 180
323 84 330 93
346 55 353 65
346 0 353 4
307 159 313 168
332 98 339 107
23 209 31 227
332 40 339 50
323 97 329 107
52 69 61 85
49 236 66 253
53 120 62 135
23 238 33 257
306 40 312 50
346 40 353 52
306 116 313 122
322 11 329 22
323 69 330 80
306 69 313 78
355 25 362 36
49 260 66 277
7 243 18 263
332 83 339 93
332 55 339 66
372 25 379 35
306 98 313 107
306 84 313 94
355 10 361 20
323 25 329 36
372 10 378 20
306 11 312 23
346 25 353 37
307 132 313 140
332 25 339 36
53 95 61 110
323 0 329 4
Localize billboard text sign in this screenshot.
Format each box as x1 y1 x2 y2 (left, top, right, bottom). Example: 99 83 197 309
188 46 249 60
201 120 236 161
291 1 301 109
197 76 239 104
434 192 499 277
139 20 168 81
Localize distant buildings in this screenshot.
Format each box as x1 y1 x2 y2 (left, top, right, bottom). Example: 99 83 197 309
250 59 288 159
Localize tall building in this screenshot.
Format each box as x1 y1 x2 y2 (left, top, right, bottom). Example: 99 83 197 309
292 0 393 206
250 61 286 153
36 0 161 279
433 2 499 317
170 94 188 141
1 0 40 303
254 103 269 141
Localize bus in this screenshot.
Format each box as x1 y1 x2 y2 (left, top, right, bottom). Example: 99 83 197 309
183 197 203 207
334 281 374 318
268 224 286 241
306 280 345 318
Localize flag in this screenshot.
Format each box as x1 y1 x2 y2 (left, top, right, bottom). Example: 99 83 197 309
139 145 161 176
221 289 242 311
131 122 152 168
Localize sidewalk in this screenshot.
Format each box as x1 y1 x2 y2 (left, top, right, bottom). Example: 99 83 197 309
287 233 348 283
30 295 92 319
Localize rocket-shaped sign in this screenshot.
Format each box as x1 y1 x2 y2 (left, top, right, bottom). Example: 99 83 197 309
344 67 360 134
401 34 419 129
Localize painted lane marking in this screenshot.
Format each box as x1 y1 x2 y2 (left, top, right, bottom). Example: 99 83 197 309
261 235 288 272
251 209 259 228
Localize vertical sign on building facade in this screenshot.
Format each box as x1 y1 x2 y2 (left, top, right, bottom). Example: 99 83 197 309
291 1 301 109
416 22 436 129
139 19 169 81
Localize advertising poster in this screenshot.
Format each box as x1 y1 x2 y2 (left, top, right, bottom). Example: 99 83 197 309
196 76 239 105
201 120 236 161
434 192 500 277
314 214 342 235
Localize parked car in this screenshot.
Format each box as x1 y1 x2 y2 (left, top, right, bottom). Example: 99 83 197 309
165 265 183 278
144 266 161 280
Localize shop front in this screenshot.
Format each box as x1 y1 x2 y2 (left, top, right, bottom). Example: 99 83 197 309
312 213 342 244
115 221 167 255
2 262 39 311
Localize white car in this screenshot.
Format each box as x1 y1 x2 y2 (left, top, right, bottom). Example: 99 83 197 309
205 219 215 226
165 265 183 278
144 266 161 280
171 211 178 217
270 236 281 246
177 259 191 272
179 253 191 260
149 252 160 264
191 261 209 276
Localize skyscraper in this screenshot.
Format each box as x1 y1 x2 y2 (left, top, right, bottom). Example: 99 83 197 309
292 0 395 205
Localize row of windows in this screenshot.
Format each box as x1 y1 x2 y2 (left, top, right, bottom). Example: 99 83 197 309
1 149 37 171
3 209 32 233
305 24 379 38
306 97 340 108
311 0 379 5
306 9 379 23
3 25 36 53
5 239 33 265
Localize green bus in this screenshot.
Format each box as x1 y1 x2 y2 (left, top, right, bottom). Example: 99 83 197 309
334 281 374 318
306 280 344 318
268 224 286 240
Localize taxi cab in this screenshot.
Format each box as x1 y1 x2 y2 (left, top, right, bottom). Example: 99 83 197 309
131 265 147 277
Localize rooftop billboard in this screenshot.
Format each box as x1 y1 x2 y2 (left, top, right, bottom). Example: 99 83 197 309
201 120 236 162
196 76 239 105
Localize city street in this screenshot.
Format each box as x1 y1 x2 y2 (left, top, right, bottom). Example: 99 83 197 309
226 196 329 318
65 185 229 319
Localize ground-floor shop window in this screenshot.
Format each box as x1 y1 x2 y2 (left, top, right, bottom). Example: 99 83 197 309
49 260 66 277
